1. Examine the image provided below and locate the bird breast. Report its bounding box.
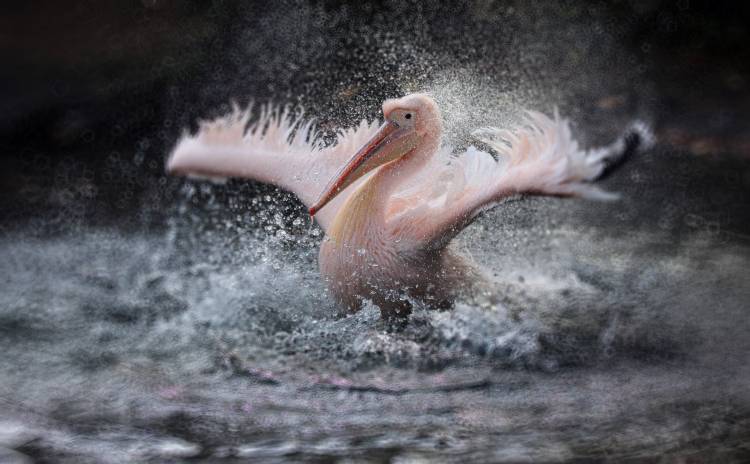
[317,173,415,307]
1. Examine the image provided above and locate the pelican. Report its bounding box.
[167,93,651,318]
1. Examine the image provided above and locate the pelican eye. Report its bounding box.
[405,113,412,120]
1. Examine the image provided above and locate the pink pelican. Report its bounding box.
[167,93,650,319]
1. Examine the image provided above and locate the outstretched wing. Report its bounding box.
[387,110,653,250]
[167,104,380,231]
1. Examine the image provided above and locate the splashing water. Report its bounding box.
[2,2,750,462]
[2,162,750,461]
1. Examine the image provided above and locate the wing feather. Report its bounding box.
[167,103,380,231]
[388,109,645,250]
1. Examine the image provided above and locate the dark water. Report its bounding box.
[3,2,750,462]
[2,151,750,462]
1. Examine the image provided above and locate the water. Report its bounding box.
[2,163,750,462]
[3,2,750,462]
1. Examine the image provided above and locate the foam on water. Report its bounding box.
[1,3,749,459]
[2,169,750,461]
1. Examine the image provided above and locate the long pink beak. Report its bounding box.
[309,120,401,217]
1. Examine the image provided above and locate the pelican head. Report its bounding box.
[309,93,442,216]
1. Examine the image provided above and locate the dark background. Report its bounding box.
[2,0,749,235]
[2,2,750,462]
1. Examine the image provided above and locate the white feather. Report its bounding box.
[167,103,381,231]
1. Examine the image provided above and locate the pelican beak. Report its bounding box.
[309,120,417,216]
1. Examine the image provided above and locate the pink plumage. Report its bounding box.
[167,94,651,318]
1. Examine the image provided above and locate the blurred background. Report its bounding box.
[2,1,750,463]
[2,0,749,231]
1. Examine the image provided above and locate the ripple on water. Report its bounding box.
[0,222,749,462]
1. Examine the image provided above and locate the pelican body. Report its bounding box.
[167,94,650,318]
